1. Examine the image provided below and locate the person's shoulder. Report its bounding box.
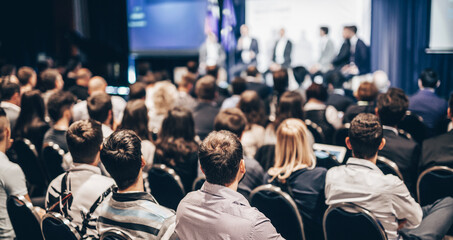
[424,131,453,147]
[1,159,23,176]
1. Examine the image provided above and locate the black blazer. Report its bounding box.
[420,130,453,171]
[272,40,292,68]
[331,38,370,74]
[192,101,220,141]
[236,38,259,64]
[326,93,355,112]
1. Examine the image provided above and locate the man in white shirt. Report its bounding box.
[0,82,21,130]
[87,92,114,138]
[325,113,453,240]
[231,25,260,77]
[272,28,292,68]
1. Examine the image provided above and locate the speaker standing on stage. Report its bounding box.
[272,28,292,69]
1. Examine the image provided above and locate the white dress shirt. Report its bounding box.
[275,38,288,65]
[350,35,358,54]
[325,158,423,240]
[240,37,252,64]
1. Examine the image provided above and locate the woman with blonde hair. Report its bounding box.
[266,118,327,240]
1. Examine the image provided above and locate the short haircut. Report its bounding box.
[199,130,243,186]
[320,26,329,35]
[0,108,9,142]
[306,83,328,102]
[357,82,378,101]
[238,90,266,126]
[214,108,247,136]
[179,74,196,88]
[345,25,357,34]
[274,91,304,130]
[187,61,198,74]
[47,91,76,122]
[377,88,409,126]
[325,70,345,89]
[100,130,142,190]
[66,120,103,164]
[41,69,61,91]
[348,113,383,159]
[273,69,289,93]
[293,66,308,85]
[87,92,112,123]
[206,65,219,78]
[0,64,16,77]
[419,68,438,88]
[17,67,35,86]
[195,76,216,100]
[246,66,259,77]
[1,81,20,101]
[128,82,147,100]
[231,77,247,95]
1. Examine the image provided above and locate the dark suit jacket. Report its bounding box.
[379,128,420,194]
[409,90,448,130]
[331,38,370,74]
[420,130,453,171]
[326,92,355,112]
[272,40,292,68]
[236,38,259,64]
[332,39,350,69]
[246,82,272,100]
[192,101,220,140]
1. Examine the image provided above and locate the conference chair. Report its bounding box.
[305,119,325,144]
[323,202,388,240]
[192,176,206,191]
[147,164,185,210]
[41,212,81,240]
[100,229,132,240]
[6,195,43,240]
[417,166,453,207]
[397,111,427,143]
[250,184,306,240]
[42,142,66,181]
[376,156,404,180]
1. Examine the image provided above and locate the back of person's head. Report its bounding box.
[345,25,357,34]
[293,66,308,85]
[206,65,219,79]
[357,81,378,101]
[76,68,92,81]
[87,92,112,123]
[214,108,247,137]
[376,87,408,126]
[238,90,266,126]
[159,107,195,141]
[231,77,247,95]
[101,130,143,190]
[372,70,390,93]
[41,69,62,91]
[47,91,76,123]
[187,61,198,74]
[274,91,304,130]
[128,82,147,100]
[199,130,243,186]
[195,76,216,100]
[0,108,10,143]
[67,119,103,164]
[1,81,20,101]
[17,67,36,86]
[325,70,345,89]
[419,68,439,88]
[348,113,383,159]
[0,64,16,77]
[246,66,259,77]
[320,26,329,35]
[152,81,178,115]
[88,76,107,94]
[14,90,46,136]
[136,62,151,77]
[119,100,149,140]
[306,83,328,102]
[179,74,196,89]
[273,69,289,94]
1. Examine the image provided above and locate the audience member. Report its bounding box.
[40,69,64,105]
[17,66,37,94]
[325,70,355,112]
[87,92,114,138]
[45,120,115,237]
[267,69,289,121]
[175,130,282,239]
[0,81,21,130]
[98,130,177,239]
[0,64,16,77]
[266,118,326,240]
[344,81,378,123]
[175,74,197,110]
[221,77,247,109]
[372,70,391,93]
[69,68,92,100]
[128,82,146,100]
[148,81,178,134]
[192,76,219,140]
[245,66,271,99]
[325,113,453,239]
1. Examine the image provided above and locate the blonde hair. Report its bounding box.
[268,118,316,182]
[152,81,178,115]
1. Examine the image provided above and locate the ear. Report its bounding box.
[418,79,423,89]
[448,108,452,119]
[378,138,386,150]
[436,80,440,88]
[345,137,352,150]
[141,156,146,168]
[199,165,205,175]
[239,159,246,174]
[375,107,379,117]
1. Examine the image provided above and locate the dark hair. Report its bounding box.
[195,76,216,100]
[47,91,76,122]
[449,93,453,113]
[214,108,247,136]
[0,107,8,142]
[187,61,198,74]
[345,25,357,34]
[17,67,35,86]
[67,120,103,164]
[246,66,259,77]
[0,64,16,77]
[199,130,243,186]
[293,66,308,85]
[419,68,438,88]
[179,74,196,88]
[206,65,219,79]
[136,62,151,77]
[1,81,20,101]
[377,88,408,126]
[231,77,247,95]
[273,69,289,94]
[357,82,379,101]
[87,92,112,123]
[325,70,345,89]
[13,90,47,138]
[41,69,61,91]
[101,130,143,190]
[238,90,266,126]
[306,83,328,102]
[274,91,304,130]
[348,113,383,159]
[128,82,147,100]
[320,26,329,35]
[119,100,150,140]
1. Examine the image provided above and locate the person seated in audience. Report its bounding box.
[69,68,92,101]
[213,108,264,198]
[175,74,197,111]
[221,77,247,109]
[245,65,271,99]
[128,82,146,101]
[409,68,448,131]
[0,81,21,130]
[0,64,16,77]
[372,70,391,93]
[72,76,126,123]
[17,66,37,94]
[192,76,220,140]
[12,90,49,150]
[118,99,155,171]
[175,130,283,239]
[87,92,114,138]
[45,120,115,238]
[43,91,76,152]
[266,118,327,240]
[344,81,378,123]
[325,70,355,112]
[237,90,266,158]
[267,69,289,121]
[376,88,419,194]
[40,69,64,105]
[98,130,177,239]
[420,93,453,171]
[325,113,453,239]
[148,81,178,134]
[154,107,198,193]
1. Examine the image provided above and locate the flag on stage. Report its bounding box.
[205,0,220,36]
[221,0,237,52]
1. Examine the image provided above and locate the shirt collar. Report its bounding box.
[333,89,345,96]
[69,163,102,175]
[420,88,436,93]
[350,35,358,46]
[383,125,398,135]
[201,182,250,206]
[346,158,382,172]
[112,189,156,203]
[0,101,20,111]
[357,101,370,106]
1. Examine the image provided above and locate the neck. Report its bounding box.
[178,86,190,93]
[118,172,144,193]
[225,180,239,192]
[54,118,70,130]
[308,98,324,104]
[0,141,6,153]
[198,98,213,103]
[354,154,377,165]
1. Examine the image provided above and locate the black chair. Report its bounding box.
[305,119,325,144]
[41,212,81,240]
[147,164,185,210]
[100,229,131,240]
[376,156,404,180]
[323,202,388,240]
[250,185,306,240]
[192,176,206,191]
[42,142,65,181]
[333,125,349,148]
[254,144,275,172]
[398,111,427,143]
[6,195,43,240]
[315,150,340,170]
[417,166,453,206]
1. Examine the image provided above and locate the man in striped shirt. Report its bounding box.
[97,130,177,239]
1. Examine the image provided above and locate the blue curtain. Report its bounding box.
[371,0,453,99]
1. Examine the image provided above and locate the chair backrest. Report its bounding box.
[42,142,65,181]
[323,202,388,240]
[417,166,453,206]
[397,111,427,143]
[6,195,43,240]
[376,156,403,180]
[41,212,81,240]
[100,229,132,240]
[147,164,185,210]
[192,176,206,191]
[250,185,306,240]
[305,119,325,144]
